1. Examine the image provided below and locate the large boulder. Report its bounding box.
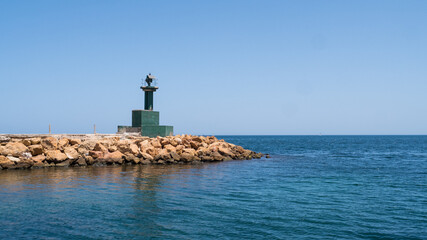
[154,149,170,161]
[151,139,162,148]
[3,142,28,157]
[64,147,80,159]
[45,150,68,163]
[183,148,196,156]
[218,146,235,158]
[22,139,32,146]
[41,137,58,150]
[29,138,41,145]
[69,139,81,146]
[31,154,46,163]
[0,155,15,169]
[93,143,108,153]
[89,151,104,159]
[100,151,124,164]
[141,152,154,162]
[58,138,69,149]
[212,151,224,161]
[144,146,158,157]
[129,144,140,155]
[28,145,44,156]
[163,144,176,153]
[180,153,195,162]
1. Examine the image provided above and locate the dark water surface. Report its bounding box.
[0,136,426,239]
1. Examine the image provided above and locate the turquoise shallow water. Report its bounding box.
[0,136,426,239]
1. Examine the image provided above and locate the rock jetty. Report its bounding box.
[0,134,262,170]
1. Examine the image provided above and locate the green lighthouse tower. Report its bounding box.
[141,74,157,110]
[118,74,173,137]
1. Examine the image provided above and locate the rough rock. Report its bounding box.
[56,160,71,167]
[22,139,32,146]
[3,142,28,157]
[129,144,140,155]
[89,151,104,159]
[58,138,69,149]
[28,145,44,156]
[93,143,108,153]
[0,155,15,169]
[141,152,154,162]
[101,151,124,164]
[69,139,82,146]
[64,147,80,159]
[45,150,68,163]
[76,157,87,166]
[31,155,46,163]
[154,149,170,161]
[41,137,58,150]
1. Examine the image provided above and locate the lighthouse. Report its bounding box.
[141,74,158,110]
[117,74,174,137]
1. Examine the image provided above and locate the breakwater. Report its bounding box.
[0,134,262,170]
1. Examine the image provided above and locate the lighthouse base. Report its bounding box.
[118,110,173,137]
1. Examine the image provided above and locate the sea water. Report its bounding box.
[0,136,426,239]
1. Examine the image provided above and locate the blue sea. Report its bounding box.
[0,136,426,239]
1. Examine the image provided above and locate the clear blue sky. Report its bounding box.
[1,0,426,135]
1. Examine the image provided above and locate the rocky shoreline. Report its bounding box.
[0,134,263,170]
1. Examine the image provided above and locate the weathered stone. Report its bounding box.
[190,141,201,150]
[80,140,97,150]
[56,160,71,167]
[33,161,48,168]
[141,152,154,161]
[76,157,87,166]
[28,145,44,156]
[144,147,158,157]
[21,152,32,159]
[180,153,194,162]
[218,146,235,158]
[58,138,69,149]
[108,145,118,152]
[212,151,224,161]
[31,155,46,163]
[41,137,58,150]
[183,148,196,156]
[69,139,82,146]
[154,149,170,161]
[101,151,124,164]
[0,155,15,169]
[77,147,89,156]
[170,151,180,161]
[124,153,138,162]
[7,156,21,162]
[64,147,80,159]
[201,155,214,161]
[129,144,139,155]
[84,156,95,165]
[139,140,152,150]
[29,138,41,145]
[15,159,33,169]
[151,139,162,148]
[4,142,28,157]
[163,144,176,153]
[89,151,104,159]
[45,150,68,162]
[192,136,203,143]
[140,159,151,165]
[160,138,170,146]
[93,143,108,153]
[22,139,32,146]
